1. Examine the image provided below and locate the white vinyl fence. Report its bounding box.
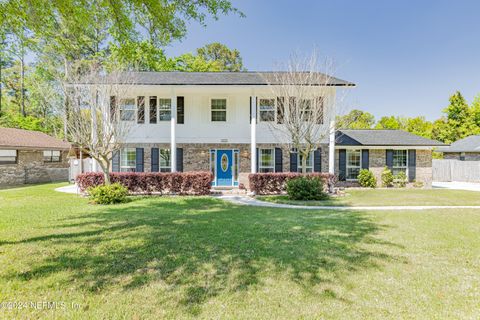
[433,159,480,182]
[69,158,98,181]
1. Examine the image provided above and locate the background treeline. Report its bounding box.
[0,0,243,138]
[337,91,480,144]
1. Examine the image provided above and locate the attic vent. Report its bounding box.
[220,138,228,143]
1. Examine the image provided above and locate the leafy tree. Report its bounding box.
[375,116,406,130]
[196,42,244,71]
[336,109,375,129]
[405,116,433,139]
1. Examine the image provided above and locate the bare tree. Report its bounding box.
[262,52,343,173]
[63,63,136,184]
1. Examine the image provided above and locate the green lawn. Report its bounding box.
[0,184,479,319]
[258,188,480,206]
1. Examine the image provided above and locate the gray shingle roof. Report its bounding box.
[436,135,480,152]
[110,71,354,86]
[336,130,446,147]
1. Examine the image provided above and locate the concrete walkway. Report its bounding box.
[433,181,480,192]
[55,184,80,194]
[217,195,480,211]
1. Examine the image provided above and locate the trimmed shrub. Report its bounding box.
[248,172,336,195]
[88,183,128,204]
[76,171,213,195]
[286,176,328,201]
[393,171,407,188]
[357,169,377,188]
[381,167,394,187]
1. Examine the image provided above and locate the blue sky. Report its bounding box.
[165,0,480,120]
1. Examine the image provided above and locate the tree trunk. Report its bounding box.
[95,157,111,185]
[63,57,69,140]
[301,150,308,174]
[20,56,25,117]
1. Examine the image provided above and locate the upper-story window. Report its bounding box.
[346,149,361,180]
[137,96,145,124]
[259,98,275,122]
[43,150,61,162]
[120,99,136,121]
[159,98,172,121]
[392,150,407,175]
[0,150,17,164]
[211,99,227,122]
[297,151,314,173]
[120,148,136,172]
[300,99,313,121]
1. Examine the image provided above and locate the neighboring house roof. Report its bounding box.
[102,71,355,86]
[336,130,447,147]
[436,135,480,152]
[0,128,71,150]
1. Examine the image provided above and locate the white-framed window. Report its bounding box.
[346,149,361,180]
[120,148,136,172]
[300,99,313,121]
[120,98,136,121]
[159,149,171,172]
[392,150,408,175]
[159,98,172,121]
[297,151,314,173]
[211,99,227,122]
[43,150,61,162]
[259,148,275,173]
[259,98,275,122]
[0,149,17,164]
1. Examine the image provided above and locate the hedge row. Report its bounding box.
[248,172,336,195]
[76,172,213,195]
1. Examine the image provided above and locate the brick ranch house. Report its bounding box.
[96,72,444,188]
[437,135,480,161]
[0,128,70,186]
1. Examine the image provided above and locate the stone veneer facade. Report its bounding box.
[121,143,434,188]
[0,150,70,186]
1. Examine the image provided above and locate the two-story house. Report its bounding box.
[109,72,444,188]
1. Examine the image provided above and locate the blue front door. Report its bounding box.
[216,150,233,186]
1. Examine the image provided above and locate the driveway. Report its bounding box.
[433,181,480,192]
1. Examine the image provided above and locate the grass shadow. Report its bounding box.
[2,196,399,314]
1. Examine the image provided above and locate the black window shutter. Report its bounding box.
[339,149,347,181]
[176,148,183,172]
[277,97,285,124]
[110,96,116,122]
[151,148,159,172]
[314,148,321,172]
[177,96,184,124]
[112,150,120,172]
[256,147,259,172]
[249,97,252,123]
[136,148,144,172]
[149,96,157,124]
[408,149,416,182]
[275,148,283,172]
[137,96,145,124]
[386,150,394,169]
[290,149,298,172]
[361,149,369,170]
[315,97,324,124]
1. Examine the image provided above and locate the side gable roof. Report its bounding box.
[436,135,480,152]
[336,130,446,147]
[0,128,71,150]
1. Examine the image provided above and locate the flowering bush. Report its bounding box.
[248,172,335,195]
[76,171,213,195]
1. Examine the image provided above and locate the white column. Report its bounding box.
[170,91,177,172]
[250,96,257,173]
[329,119,335,175]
